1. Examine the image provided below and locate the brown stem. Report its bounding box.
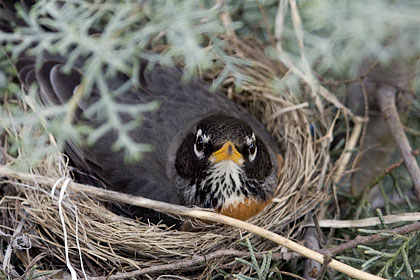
[83,249,299,280]
[304,227,321,280]
[320,222,420,256]
[357,149,420,203]
[375,86,420,199]
[319,60,379,87]
[385,149,419,174]
[316,255,332,280]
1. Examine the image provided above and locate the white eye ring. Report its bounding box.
[249,143,257,162]
[194,129,209,159]
[246,133,257,162]
[194,140,204,159]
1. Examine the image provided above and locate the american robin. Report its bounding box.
[3,1,281,225]
[14,57,280,225]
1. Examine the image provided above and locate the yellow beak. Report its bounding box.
[212,141,243,164]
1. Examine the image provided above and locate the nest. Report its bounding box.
[0,37,331,278]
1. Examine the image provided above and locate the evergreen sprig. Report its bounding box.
[0,0,246,163]
[234,238,273,280]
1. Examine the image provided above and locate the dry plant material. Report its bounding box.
[86,249,299,280]
[310,213,420,228]
[0,167,384,280]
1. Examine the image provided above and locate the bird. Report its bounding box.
[2,1,281,226]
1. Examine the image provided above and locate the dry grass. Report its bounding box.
[0,37,333,278]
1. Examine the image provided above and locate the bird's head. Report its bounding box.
[175,114,278,220]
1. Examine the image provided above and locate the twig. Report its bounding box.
[272,268,306,280]
[268,102,309,121]
[303,225,321,280]
[271,270,306,280]
[0,230,12,239]
[326,118,363,225]
[316,254,332,280]
[356,149,419,201]
[314,110,341,145]
[313,215,325,246]
[2,217,25,278]
[385,149,419,174]
[20,253,48,280]
[333,120,363,185]
[376,86,420,199]
[84,249,299,280]
[0,146,15,163]
[318,86,367,123]
[305,213,420,228]
[0,167,384,280]
[319,60,380,87]
[319,222,420,256]
[320,76,362,87]
[349,81,369,183]
[274,0,288,54]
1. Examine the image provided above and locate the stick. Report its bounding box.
[316,255,332,280]
[333,120,363,185]
[375,86,420,199]
[2,217,25,279]
[320,222,420,256]
[274,0,288,54]
[0,167,384,280]
[385,149,419,174]
[306,213,420,228]
[356,149,419,204]
[84,249,300,280]
[303,227,321,280]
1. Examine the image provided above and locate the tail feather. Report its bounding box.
[17,64,33,86]
[23,68,36,90]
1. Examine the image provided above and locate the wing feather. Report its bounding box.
[35,60,63,105]
[50,64,82,104]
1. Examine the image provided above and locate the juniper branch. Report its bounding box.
[320,222,420,256]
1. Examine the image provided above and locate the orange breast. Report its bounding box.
[218,197,272,220]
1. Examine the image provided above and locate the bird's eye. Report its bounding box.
[249,142,256,155]
[248,141,257,161]
[196,136,204,152]
[194,136,205,158]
